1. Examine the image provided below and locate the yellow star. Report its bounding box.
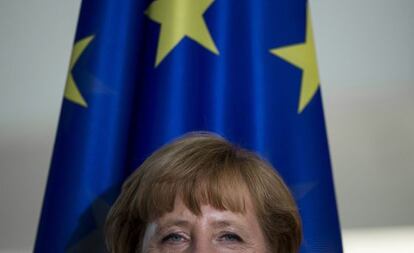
[270,7,320,113]
[146,0,219,67]
[64,35,94,107]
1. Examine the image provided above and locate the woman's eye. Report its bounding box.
[161,233,187,243]
[219,233,243,242]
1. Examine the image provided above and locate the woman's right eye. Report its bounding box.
[161,233,187,244]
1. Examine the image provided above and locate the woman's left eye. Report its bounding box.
[219,233,243,242]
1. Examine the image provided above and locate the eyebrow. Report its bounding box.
[210,219,249,230]
[156,219,192,233]
[211,220,234,228]
[210,220,253,243]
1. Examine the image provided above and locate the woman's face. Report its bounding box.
[142,196,268,253]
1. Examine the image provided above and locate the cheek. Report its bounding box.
[250,229,269,253]
[145,245,187,253]
[244,220,269,252]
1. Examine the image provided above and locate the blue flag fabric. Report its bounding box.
[35,0,342,252]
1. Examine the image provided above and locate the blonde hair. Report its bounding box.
[105,132,302,253]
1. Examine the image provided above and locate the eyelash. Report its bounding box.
[219,232,243,242]
[161,233,187,243]
[161,232,244,244]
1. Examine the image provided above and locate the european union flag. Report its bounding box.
[35,0,343,252]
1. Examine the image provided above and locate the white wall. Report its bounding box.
[0,0,81,250]
[0,0,413,251]
[312,0,414,228]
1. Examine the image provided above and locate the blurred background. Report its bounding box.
[0,0,413,252]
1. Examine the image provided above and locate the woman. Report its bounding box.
[105,132,302,253]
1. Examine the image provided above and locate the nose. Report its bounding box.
[190,237,215,253]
